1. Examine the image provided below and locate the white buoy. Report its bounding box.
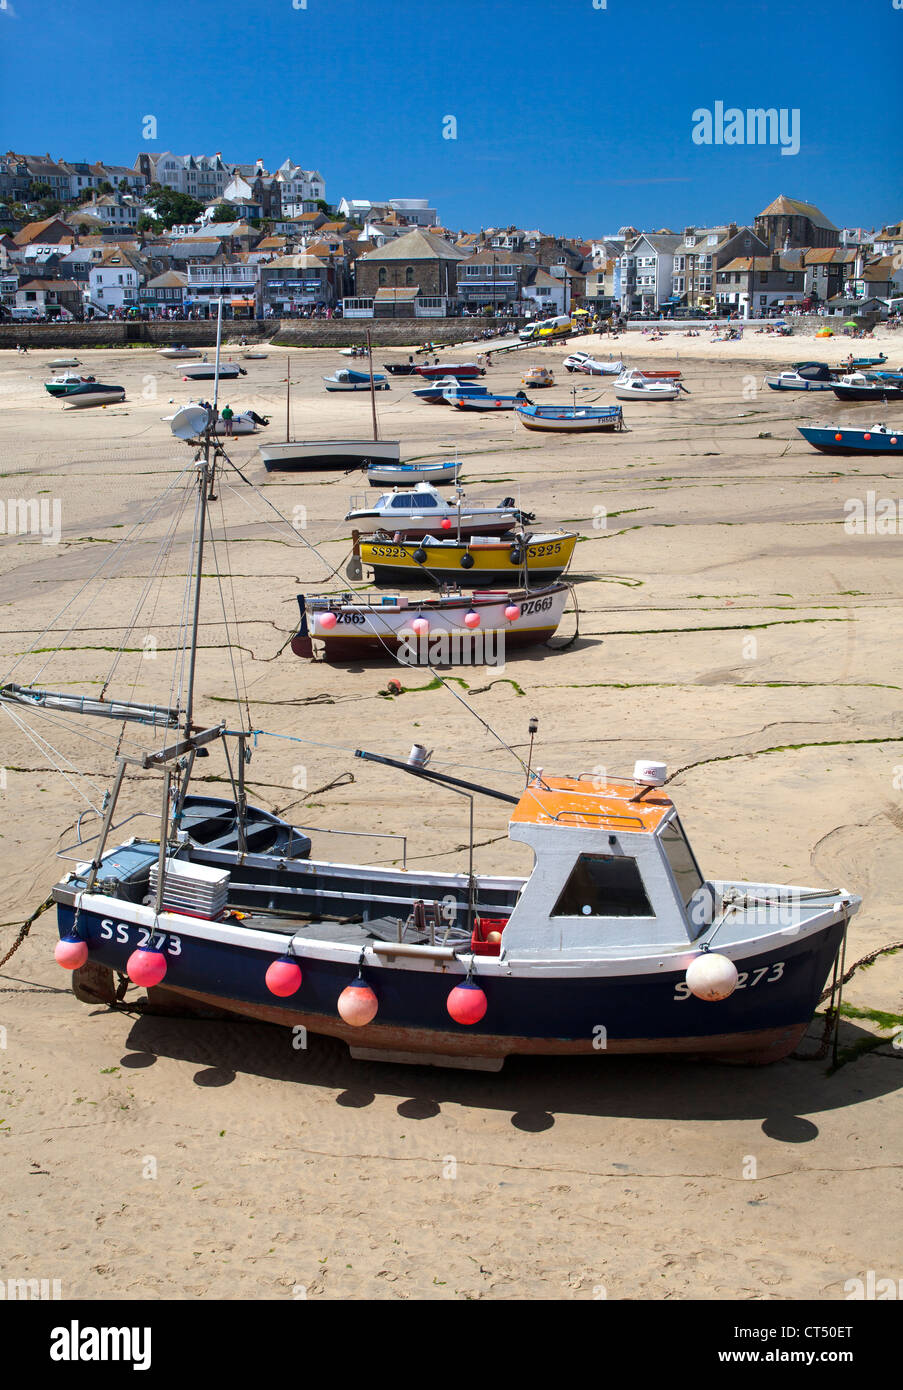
[685,952,738,1001]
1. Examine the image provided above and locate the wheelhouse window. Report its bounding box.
[551,854,654,918]
[659,816,704,908]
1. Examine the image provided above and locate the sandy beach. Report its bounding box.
[1,327,901,1301]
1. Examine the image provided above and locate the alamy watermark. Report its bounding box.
[692,102,800,157]
[396,628,506,669]
[844,491,903,534]
[0,498,62,545]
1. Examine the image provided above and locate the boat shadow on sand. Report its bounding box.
[113,1008,900,1137]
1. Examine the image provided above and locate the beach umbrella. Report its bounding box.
[843,319,859,327]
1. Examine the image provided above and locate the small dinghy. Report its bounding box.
[323,369,389,392]
[383,362,419,376]
[613,370,681,401]
[292,583,571,660]
[47,357,82,369]
[366,459,463,488]
[345,482,530,539]
[242,352,268,360]
[764,371,835,392]
[797,423,903,455]
[353,530,577,587]
[515,403,624,434]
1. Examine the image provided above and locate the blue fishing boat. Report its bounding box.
[516,403,624,433]
[798,423,903,455]
[764,371,834,392]
[446,388,531,411]
[413,377,489,404]
[323,369,389,392]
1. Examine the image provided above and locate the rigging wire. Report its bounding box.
[4,462,196,689]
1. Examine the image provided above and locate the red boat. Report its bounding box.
[415,362,485,379]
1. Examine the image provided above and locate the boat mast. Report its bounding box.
[367,328,379,441]
[183,296,221,737]
[285,354,291,442]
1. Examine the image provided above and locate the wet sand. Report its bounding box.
[0,330,901,1300]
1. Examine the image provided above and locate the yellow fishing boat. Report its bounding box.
[352,530,577,586]
[522,366,555,388]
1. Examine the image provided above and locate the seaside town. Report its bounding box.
[2,149,902,325]
[1,126,901,1337]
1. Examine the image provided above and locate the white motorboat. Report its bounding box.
[47,357,82,369]
[179,360,246,380]
[366,460,463,488]
[62,385,126,408]
[345,481,530,539]
[764,371,834,393]
[158,346,203,360]
[613,370,681,402]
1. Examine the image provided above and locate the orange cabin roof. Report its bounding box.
[510,775,672,834]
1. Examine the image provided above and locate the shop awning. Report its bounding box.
[231,298,255,308]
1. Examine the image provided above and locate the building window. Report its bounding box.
[551,854,654,919]
[405,267,414,286]
[378,268,387,286]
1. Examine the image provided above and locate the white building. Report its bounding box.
[338,197,438,227]
[617,234,681,314]
[275,161,326,216]
[84,249,142,312]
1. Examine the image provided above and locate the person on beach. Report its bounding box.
[221,404,234,436]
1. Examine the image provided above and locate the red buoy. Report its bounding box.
[55,934,89,971]
[441,517,452,530]
[127,947,168,988]
[337,978,378,1026]
[447,980,488,1025]
[265,958,302,997]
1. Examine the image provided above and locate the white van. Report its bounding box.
[519,314,571,341]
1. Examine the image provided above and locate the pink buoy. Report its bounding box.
[126,946,168,988]
[463,610,480,629]
[447,980,488,1025]
[318,612,338,630]
[504,604,521,622]
[411,616,430,636]
[55,934,89,970]
[337,979,378,1026]
[265,957,302,997]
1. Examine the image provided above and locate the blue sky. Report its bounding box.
[2,0,901,235]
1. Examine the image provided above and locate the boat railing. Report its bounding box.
[547,808,646,831]
[55,809,162,862]
[289,824,408,869]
